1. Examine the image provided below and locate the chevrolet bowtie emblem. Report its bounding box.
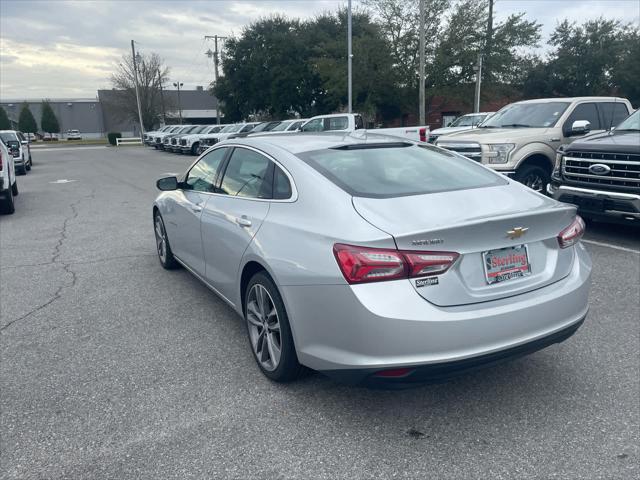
[507,227,529,239]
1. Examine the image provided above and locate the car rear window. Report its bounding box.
[297,144,506,198]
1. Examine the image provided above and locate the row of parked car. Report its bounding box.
[143,113,432,156]
[144,96,638,224]
[0,129,34,214]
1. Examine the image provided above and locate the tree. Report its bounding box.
[0,106,11,130]
[18,103,37,133]
[526,18,640,105]
[41,100,60,133]
[109,52,171,130]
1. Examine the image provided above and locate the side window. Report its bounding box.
[599,103,630,129]
[220,148,273,199]
[240,124,255,133]
[564,103,600,135]
[327,116,349,131]
[185,147,227,192]
[273,166,292,200]
[301,118,324,132]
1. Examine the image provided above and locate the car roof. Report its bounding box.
[515,97,629,105]
[224,132,413,154]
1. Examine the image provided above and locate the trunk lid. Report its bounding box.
[352,182,577,306]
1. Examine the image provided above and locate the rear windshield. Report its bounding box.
[298,144,506,198]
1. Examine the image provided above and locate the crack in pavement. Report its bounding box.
[1,253,157,270]
[1,191,96,333]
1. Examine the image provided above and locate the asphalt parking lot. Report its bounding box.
[1,145,638,480]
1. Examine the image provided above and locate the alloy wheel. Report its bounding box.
[523,173,544,192]
[246,284,282,371]
[154,215,167,264]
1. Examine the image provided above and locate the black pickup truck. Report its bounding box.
[548,109,640,224]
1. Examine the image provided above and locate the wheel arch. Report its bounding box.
[517,152,554,174]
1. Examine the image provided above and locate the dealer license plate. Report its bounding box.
[483,244,531,285]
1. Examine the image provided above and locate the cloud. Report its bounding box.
[1,0,638,99]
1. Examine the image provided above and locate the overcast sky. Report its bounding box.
[1,0,638,100]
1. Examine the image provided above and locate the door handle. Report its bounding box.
[191,203,203,213]
[235,216,252,227]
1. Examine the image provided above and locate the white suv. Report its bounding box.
[0,139,18,214]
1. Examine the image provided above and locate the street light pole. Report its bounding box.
[173,82,183,124]
[419,0,425,125]
[473,54,483,113]
[205,35,228,125]
[131,40,145,136]
[347,0,352,113]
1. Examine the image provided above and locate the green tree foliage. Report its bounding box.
[0,106,11,130]
[525,18,640,105]
[18,103,38,133]
[41,100,60,133]
[214,12,402,122]
[431,0,541,102]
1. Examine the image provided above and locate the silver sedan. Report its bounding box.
[153,133,591,386]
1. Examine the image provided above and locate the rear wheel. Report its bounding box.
[17,164,27,175]
[244,272,306,382]
[191,143,199,155]
[12,180,18,196]
[515,164,550,194]
[1,186,15,214]
[154,212,179,269]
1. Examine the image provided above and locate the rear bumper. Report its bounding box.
[549,183,640,222]
[326,316,585,387]
[282,243,591,380]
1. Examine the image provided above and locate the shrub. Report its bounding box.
[107,132,122,146]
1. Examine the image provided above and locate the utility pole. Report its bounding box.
[131,40,145,136]
[157,68,166,124]
[473,54,483,113]
[205,35,228,125]
[419,0,425,125]
[347,0,353,113]
[173,82,183,124]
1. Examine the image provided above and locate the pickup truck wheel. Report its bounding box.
[1,187,16,214]
[190,143,199,155]
[17,164,27,175]
[26,161,31,171]
[515,164,549,193]
[12,180,18,196]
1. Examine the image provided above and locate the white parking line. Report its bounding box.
[582,239,640,254]
[34,146,107,152]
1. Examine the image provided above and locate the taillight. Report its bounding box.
[404,251,459,277]
[419,127,427,142]
[333,243,459,284]
[333,244,407,283]
[558,216,585,248]
[0,150,3,170]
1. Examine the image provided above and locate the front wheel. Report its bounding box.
[154,212,179,269]
[190,143,199,155]
[1,187,15,214]
[514,164,550,194]
[244,272,306,382]
[12,180,18,196]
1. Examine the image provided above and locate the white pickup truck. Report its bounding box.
[0,139,18,214]
[300,113,430,142]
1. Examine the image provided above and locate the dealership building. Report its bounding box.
[0,87,219,138]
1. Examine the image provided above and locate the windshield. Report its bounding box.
[222,124,243,133]
[450,114,486,127]
[189,126,207,134]
[298,144,505,198]
[0,132,18,143]
[271,120,293,132]
[482,102,570,128]
[288,120,305,130]
[615,110,640,131]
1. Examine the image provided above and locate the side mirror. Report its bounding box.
[571,120,591,136]
[156,176,178,191]
[21,140,28,145]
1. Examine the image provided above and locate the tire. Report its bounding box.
[17,164,27,175]
[12,180,18,196]
[153,212,179,270]
[191,143,199,156]
[26,160,31,171]
[0,186,15,214]
[244,272,306,382]
[514,164,550,194]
